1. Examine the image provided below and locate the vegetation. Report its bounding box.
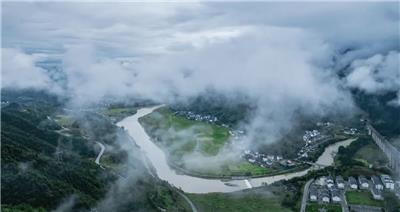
[305,203,341,212]
[383,191,400,212]
[352,90,400,140]
[139,107,288,177]
[335,136,391,176]
[100,106,137,123]
[170,90,253,128]
[1,90,190,211]
[353,143,388,167]
[188,187,291,212]
[1,204,47,212]
[346,191,383,207]
[140,107,229,156]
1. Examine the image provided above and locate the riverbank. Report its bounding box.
[117,106,358,193]
[139,106,308,177]
[167,159,311,180]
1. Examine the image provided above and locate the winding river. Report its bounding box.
[117,106,356,194]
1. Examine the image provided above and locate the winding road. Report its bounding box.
[95,142,105,167]
[300,179,313,212]
[177,191,198,212]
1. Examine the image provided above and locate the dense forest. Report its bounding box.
[1,90,190,211]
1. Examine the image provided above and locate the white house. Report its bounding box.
[326,176,335,188]
[336,176,345,189]
[309,187,318,202]
[371,176,384,190]
[321,194,330,203]
[358,176,369,189]
[331,189,341,202]
[348,177,358,189]
[381,174,395,190]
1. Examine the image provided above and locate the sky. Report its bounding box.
[1,2,400,145]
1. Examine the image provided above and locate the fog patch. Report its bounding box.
[1,48,61,93]
[52,195,77,212]
[94,128,149,211]
[346,51,400,106]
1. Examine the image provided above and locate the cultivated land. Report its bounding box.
[139,107,289,177]
[345,191,384,207]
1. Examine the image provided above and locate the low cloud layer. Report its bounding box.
[1,2,399,144]
[346,51,400,106]
[2,48,54,90]
[2,3,399,208]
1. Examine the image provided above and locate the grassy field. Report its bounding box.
[54,114,74,127]
[139,107,230,156]
[188,190,291,212]
[101,107,137,122]
[139,107,276,176]
[346,191,383,207]
[353,143,388,167]
[305,203,341,212]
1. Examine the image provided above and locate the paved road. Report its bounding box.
[177,191,198,212]
[341,190,349,212]
[95,142,105,167]
[300,179,313,212]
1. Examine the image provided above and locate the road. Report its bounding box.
[177,191,198,212]
[341,190,349,212]
[300,179,313,212]
[95,142,105,167]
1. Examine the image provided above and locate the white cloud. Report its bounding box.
[346,51,400,94]
[1,2,397,142]
[1,48,53,90]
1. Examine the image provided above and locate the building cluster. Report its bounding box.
[241,150,290,168]
[174,111,218,123]
[297,129,325,159]
[309,174,397,204]
[309,176,343,203]
[228,130,245,140]
[303,130,321,144]
[343,128,358,135]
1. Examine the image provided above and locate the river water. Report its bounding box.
[117,106,356,194]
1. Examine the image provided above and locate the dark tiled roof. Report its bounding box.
[371,176,383,185]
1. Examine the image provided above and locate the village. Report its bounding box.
[240,150,295,169]
[174,110,219,123]
[305,174,400,211]
[173,110,362,171]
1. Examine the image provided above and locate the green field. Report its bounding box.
[353,143,388,167]
[139,107,230,156]
[101,107,137,122]
[305,203,341,212]
[188,190,291,212]
[54,114,74,127]
[139,107,276,176]
[346,191,383,207]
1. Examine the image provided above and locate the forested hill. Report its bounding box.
[352,90,400,139]
[1,90,190,212]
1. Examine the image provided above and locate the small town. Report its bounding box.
[304,174,400,211]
